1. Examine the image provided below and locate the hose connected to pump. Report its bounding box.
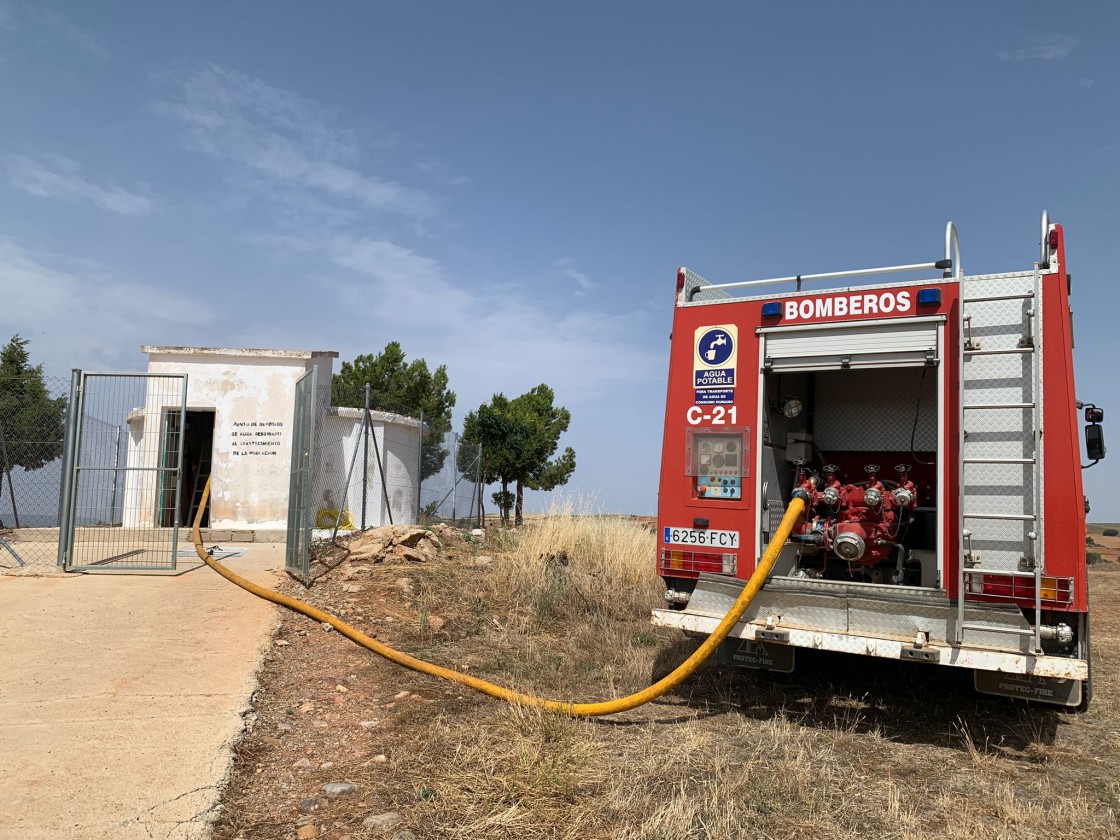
[192,478,805,717]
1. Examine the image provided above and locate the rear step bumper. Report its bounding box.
[650,574,1087,683]
[650,607,1087,681]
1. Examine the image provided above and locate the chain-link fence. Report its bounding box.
[0,373,69,569]
[420,430,482,527]
[310,383,481,538]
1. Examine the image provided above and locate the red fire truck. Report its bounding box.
[652,212,1105,707]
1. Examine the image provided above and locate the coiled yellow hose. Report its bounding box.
[193,478,804,717]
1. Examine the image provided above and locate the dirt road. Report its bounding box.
[0,549,283,839]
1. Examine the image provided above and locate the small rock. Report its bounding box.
[293,758,313,769]
[398,547,426,563]
[298,798,325,814]
[323,782,359,797]
[321,622,334,632]
[342,583,364,593]
[312,720,329,728]
[320,761,335,770]
[277,722,292,732]
[299,702,314,714]
[335,684,348,693]
[394,577,413,590]
[392,690,410,701]
[362,812,404,832]
[393,831,418,840]
[473,555,493,567]
[360,720,380,730]
[471,529,484,538]
[372,753,387,763]
[426,615,445,633]
[296,824,321,839]
[275,639,290,646]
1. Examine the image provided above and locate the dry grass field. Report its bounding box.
[212,509,1120,840]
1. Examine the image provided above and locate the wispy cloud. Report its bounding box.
[996,33,1078,62]
[157,64,437,219]
[0,238,213,374]
[304,236,658,405]
[553,258,595,296]
[1080,78,1095,89]
[5,152,154,216]
[27,5,109,58]
[156,64,660,409]
[0,3,109,57]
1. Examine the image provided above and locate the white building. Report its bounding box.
[122,347,420,533]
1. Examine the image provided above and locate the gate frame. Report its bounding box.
[285,366,317,580]
[57,371,188,572]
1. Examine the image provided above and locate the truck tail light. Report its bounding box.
[676,268,687,295]
[968,573,1073,604]
[659,549,736,576]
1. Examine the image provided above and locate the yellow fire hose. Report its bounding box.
[192,478,804,717]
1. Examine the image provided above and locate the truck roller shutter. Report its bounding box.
[761,317,943,371]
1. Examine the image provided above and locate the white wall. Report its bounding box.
[312,408,421,528]
[124,349,337,530]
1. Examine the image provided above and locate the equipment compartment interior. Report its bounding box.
[760,366,940,587]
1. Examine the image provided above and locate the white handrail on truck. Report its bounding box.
[688,220,962,300]
[1040,209,1050,265]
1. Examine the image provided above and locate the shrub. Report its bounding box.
[1103,528,1119,537]
[1087,552,1102,565]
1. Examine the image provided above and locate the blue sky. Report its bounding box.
[1,2,1117,518]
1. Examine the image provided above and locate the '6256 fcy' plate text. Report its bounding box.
[662,528,739,548]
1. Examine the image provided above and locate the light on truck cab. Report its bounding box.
[1048,229,1059,248]
[676,269,687,295]
[917,288,942,306]
[761,302,782,318]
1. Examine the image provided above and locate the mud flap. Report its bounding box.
[974,670,1082,707]
[717,637,795,673]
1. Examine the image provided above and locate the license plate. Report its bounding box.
[663,527,739,548]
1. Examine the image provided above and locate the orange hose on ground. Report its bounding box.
[193,478,804,717]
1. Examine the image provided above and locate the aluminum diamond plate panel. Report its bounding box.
[814,367,937,451]
[683,576,1033,653]
[960,271,1042,574]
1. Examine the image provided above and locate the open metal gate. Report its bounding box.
[285,367,317,579]
[58,372,188,571]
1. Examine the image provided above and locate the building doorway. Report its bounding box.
[182,410,215,528]
[158,409,215,528]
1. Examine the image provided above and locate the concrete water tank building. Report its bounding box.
[121,347,421,534]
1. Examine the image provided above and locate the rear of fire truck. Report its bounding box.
[652,212,1104,707]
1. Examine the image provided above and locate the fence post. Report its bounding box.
[109,424,123,527]
[56,369,82,568]
[450,432,457,522]
[415,411,424,525]
[0,416,18,528]
[361,384,370,530]
[474,442,483,529]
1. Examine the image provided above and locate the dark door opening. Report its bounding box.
[181,410,215,528]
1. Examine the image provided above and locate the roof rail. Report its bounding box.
[688,220,962,301]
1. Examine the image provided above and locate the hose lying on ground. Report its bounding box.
[192,477,804,717]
